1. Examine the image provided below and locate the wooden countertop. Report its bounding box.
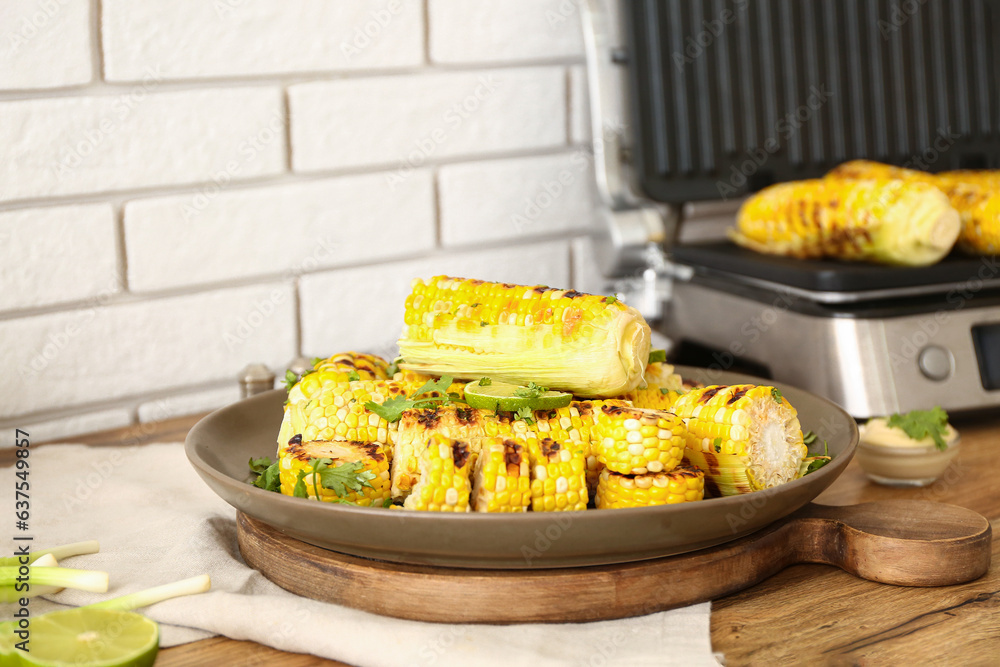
[37,413,1000,665]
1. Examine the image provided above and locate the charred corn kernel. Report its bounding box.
[593,405,685,475]
[472,437,531,512]
[397,276,651,397]
[278,380,406,456]
[526,436,588,511]
[827,160,1000,255]
[731,178,960,266]
[391,405,485,499]
[403,434,473,512]
[312,352,390,380]
[595,465,704,509]
[278,438,390,506]
[672,385,807,495]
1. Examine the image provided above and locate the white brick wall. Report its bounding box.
[0,0,93,90]
[102,0,424,81]
[124,171,435,291]
[0,203,118,312]
[289,68,567,173]
[0,1,603,440]
[0,87,285,203]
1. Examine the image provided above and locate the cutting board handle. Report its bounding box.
[781,500,992,586]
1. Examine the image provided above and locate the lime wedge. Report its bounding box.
[16,608,158,667]
[464,380,573,412]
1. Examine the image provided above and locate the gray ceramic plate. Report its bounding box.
[185,366,857,569]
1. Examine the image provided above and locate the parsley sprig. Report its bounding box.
[513,382,548,399]
[292,458,376,503]
[249,457,281,492]
[886,406,951,450]
[364,375,460,422]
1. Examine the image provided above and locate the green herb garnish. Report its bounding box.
[364,375,459,422]
[515,406,536,424]
[387,357,402,377]
[713,437,722,453]
[648,349,667,364]
[604,295,618,304]
[311,357,324,367]
[480,321,488,327]
[801,439,831,475]
[514,382,548,399]
[886,406,951,450]
[347,370,361,382]
[479,377,492,386]
[802,430,817,445]
[284,369,299,391]
[249,457,281,492]
[771,387,783,404]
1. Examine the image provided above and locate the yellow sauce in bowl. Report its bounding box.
[856,417,959,487]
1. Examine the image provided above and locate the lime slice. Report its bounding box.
[17,608,158,667]
[464,380,573,412]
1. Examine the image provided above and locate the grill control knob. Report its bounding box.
[917,346,953,382]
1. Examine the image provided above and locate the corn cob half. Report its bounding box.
[397,276,651,397]
[827,160,1000,255]
[403,434,473,512]
[278,438,391,507]
[278,379,407,456]
[595,465,705,509]
[732,178,960,266]
[391,405,485,499]
[593,405,686,475]
[471,437,531,512]
[526,436,589,511]
[672,385,807,495]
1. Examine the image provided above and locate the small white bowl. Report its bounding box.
[856,420,960,487]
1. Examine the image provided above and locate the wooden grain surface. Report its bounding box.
[32,412,1000,665]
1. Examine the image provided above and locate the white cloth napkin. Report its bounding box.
[2,443,721,667]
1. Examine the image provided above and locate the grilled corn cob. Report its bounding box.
[672,385,807,495]
[278,379,407,455]
[731,178,960,266]
[397,276,651,397]
[391,405,485,498]
[472,437,531,512]
[526,436,589,511]
[312,352,390,380]
[403,434,473,512]
[278,437,391,506]
[593,404,686,475]
[618,361,686,410]
[827,160,1000,255]
[595,465,704,509]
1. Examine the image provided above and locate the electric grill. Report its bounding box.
[583,0,1000,417]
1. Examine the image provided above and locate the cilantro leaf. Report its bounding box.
[310,357,324,367]
[514,382,548,399]
[363,375,460,422]
[603,295,617,304]
[347,370,360,382]
[802,430,817,445]
[771,387,783,404]
[515,406,536,424]
[804,457,830,474]
[310,458,376,498]
[886,406,950,450]
[383,498,394,508]
[284,369,299,391]
[292,470,309,498]
[713,437,722,453]
[249,457,281,492]
[478,377,492,386]
[648,349,667,364]
[387,357,402,378]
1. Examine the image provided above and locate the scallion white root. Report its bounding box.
[86,575,212,612]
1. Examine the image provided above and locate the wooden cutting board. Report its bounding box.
[237,499,991,624]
